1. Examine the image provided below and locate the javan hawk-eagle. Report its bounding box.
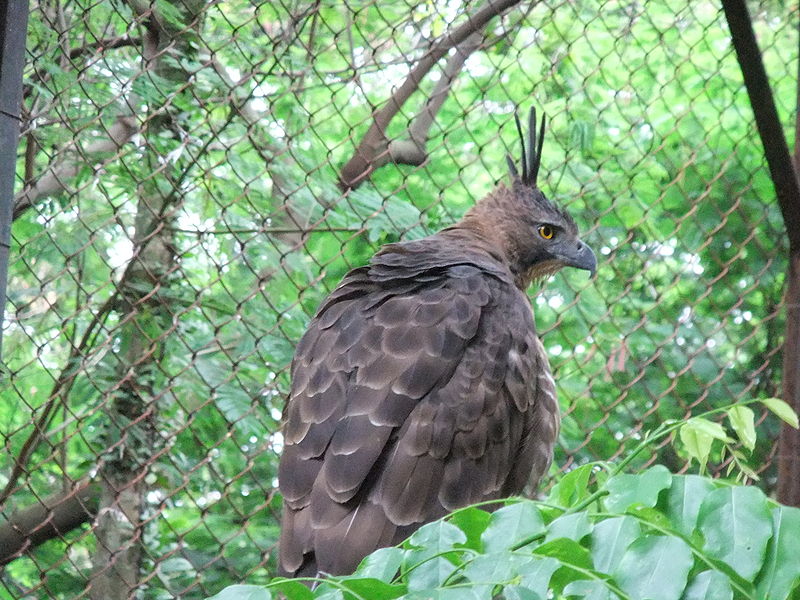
[278,108,596,578]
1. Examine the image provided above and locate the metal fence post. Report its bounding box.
[0,0,29,365]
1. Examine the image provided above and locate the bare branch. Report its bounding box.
[338,0,523,190]
[13,115,138,220]
[68,35,141,60]
[387,31,484,167]
[0,481,99,565]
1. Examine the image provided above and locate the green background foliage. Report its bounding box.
[2,0,798,598]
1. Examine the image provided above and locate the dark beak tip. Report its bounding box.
[579,244,597,278]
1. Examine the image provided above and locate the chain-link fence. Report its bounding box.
[1,0,796,598]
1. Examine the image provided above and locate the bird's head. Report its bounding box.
[461,108,596,290]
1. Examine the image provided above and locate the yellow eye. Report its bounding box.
[538,225,554,240]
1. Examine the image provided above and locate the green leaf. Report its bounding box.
[404,521,466,591]
[503,586,545,600]
[447,507,491,551]
[546,512,592,543]
[761,398,800,429]
[683,417,731,442]
[406,521,467,555]
[459,553,516,598]
[400,589,483,600]
[335,577,406,600]
[604,465,672,513]
[663,475,716,537]
[563,580,616,600]
[680,419,728,470]
[265,580,312,600]
[755,506,800,600]
[533,538,594,591]
[697,486,773,581]
[514,557,560,600]
[590,516,641,573]
[547,463,598,508]
[357,547,405,582]
[681,570,732,600]
[481,502,546,552]
[206,585,271,600]
[727,405,756,450]
[461,554,555,598]
[613,535,693,600]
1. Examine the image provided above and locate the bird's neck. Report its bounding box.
[440,216,537,290]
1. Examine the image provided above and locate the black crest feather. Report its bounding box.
[506,107,546,187]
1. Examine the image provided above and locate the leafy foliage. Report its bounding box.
[2,0,797,598]
[209,465,800,600]
[208,400,800,599]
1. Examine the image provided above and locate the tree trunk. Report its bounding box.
[87,2,204,597]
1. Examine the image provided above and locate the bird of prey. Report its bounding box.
[278,108,596,578]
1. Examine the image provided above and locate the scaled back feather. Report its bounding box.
[278,107,597,579]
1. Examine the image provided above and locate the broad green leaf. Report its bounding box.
[481,502,546,552]
[514,557,560,600]
[546,512,592,543]
[761,398,799,429]
[533,538,593,569]
[590,516,641,573]
[313,591,344,600]
[404,521,466,591]
[663,475,716,537]
[698,486,772,581]
[547,463,597,508]
[459,553,516,598]
[357,547,405,582]
[265,580,312,600]
[727,405,756,450]
[406,521,467,556]
[755,505,800,600]
[681,570,732,600]
[206,585,271,600]
[683,417,731,441]
[335,577,406,600]
[461,554,550,598]
[604,465,672,513]
[613,535,693,600]
[447,507,491,551]
[534,538,594,591]
[563,579,617,600]
[400,589,483,600]
[503,586,545,600]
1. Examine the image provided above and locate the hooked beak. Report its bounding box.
[558,240,596,277]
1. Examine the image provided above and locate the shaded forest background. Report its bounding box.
[1,0,798,598]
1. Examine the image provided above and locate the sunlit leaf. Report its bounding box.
[727,405,756,450]
[698,486,772,581]
[761,398,799,429]
[613,535,693,600]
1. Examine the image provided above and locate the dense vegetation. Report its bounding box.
[209,401,800,600]
[2,1,798,599]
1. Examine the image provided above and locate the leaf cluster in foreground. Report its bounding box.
[208,464,800,600]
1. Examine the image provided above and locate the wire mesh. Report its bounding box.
[1,0,796,598]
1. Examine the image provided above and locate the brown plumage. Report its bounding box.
[277,109,596,578]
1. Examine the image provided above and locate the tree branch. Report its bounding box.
[338,0,523,190]
[0,481,99,565]
[387,31,483,167]
[68,35,141,60]
[13,114,138,220]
